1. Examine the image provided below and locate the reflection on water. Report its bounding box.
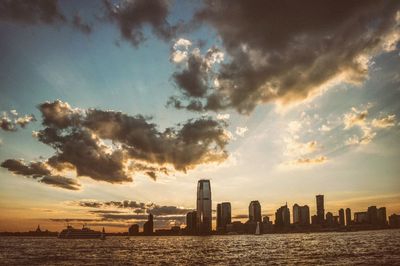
[1,229,400,265]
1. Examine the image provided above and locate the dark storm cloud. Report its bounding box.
[103,0,177,46]
[171,0,400,114]
[72,14,92,35]
[1,100,229,189]
[0,0,93,35]
[0,0,66,24]
[0,159,80,190]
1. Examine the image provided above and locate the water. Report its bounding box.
[1,229,400,265]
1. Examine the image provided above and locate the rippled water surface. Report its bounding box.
[1,229,400,265]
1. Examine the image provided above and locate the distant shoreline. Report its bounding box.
[1,226,399,237]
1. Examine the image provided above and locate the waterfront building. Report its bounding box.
[345,208,352,226]
[377,207,387,225]
[186,211,197,235]
[354,212,368,224]
[367,206,378,225]
[311,215,318,225]
[316,195,325,224]
[275,203,290,227]
[389,214,400,228]
[197,179,212,235]
[143,213,154,235]
[326,212,333,226]
[249,201,262,223]
[128,224,139,235]
[339,208,345,227]
[217,202,231,232]
[293,204,310,226]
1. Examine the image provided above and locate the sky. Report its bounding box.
[0,0,399,232]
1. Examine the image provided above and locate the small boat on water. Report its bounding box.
[58,225,106,239]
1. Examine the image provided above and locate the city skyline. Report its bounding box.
[1,1,400,233]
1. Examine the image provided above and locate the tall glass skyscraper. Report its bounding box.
[217,202,231,232]
[316,195,325,224]
[197,179,212,235]
[249,200,262,223]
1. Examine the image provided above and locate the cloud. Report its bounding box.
[371,114,396,128]
[0,111,36,131]
[0,116,15,131]
[216,113,230,120]
[170,0,400,113]
[289,156,328,165]
[72,14,92,35]
[344,107,368,129]
[1,100,230,189]
[103,0,177,47]
[147,205,193,216]
[0,0,66,24]
[15,114,36,128]
[319,124,331,132]
[170,38,192,63]
[235,126,248,137]
[343,106,396,146]
[0,159,80,190]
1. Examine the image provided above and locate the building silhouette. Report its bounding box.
[345,208,352,226]
[377,207,387,225]
[316,195,325,225]
[326,212,334,226]
[128,224,139,235]
[197,179,212,235]
[186,211,197,235]
[339,208,345,227]
[275,203,290,227]
[249,201,262,223]
[217,202,231,232]
[354,211,368,224]
[143,213,154,235]
[367,206,378,225]
[293,204,310,226]
[389,214,400,228]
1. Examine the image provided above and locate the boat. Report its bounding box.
[58,225,106,239]
[255,222,261,235]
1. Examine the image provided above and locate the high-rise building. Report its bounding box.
[367,206,378,225]
[345,208,352,226]
[377,207,387,225]
[339,208,345,227]
[217,202,231,232]
[186,211,197,234]
[300,205,310,225]
[249,201,262,223]
[143,213,154,235]
[293,204,310,226]
[354,212,368,224]
[275,203,290,227]
[326,212,333,226]
[389,214,400,228]
[197,179,212,235]
[316,195,325,224]
[293,204,301,224]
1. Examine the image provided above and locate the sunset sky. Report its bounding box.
[0,0,399,232]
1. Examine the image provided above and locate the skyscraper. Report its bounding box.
[275,203,290,227]
[316,195,325,224]
[143,213,153,235]
[197,179,212,235]
[345,208,352,226]
[339,208,345,227]
[377,207,387,225]
[293,204,310,226]
[186,211,197,235]
[217,202,231,232]
[367,206,378,225]
[249,201,262,223]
